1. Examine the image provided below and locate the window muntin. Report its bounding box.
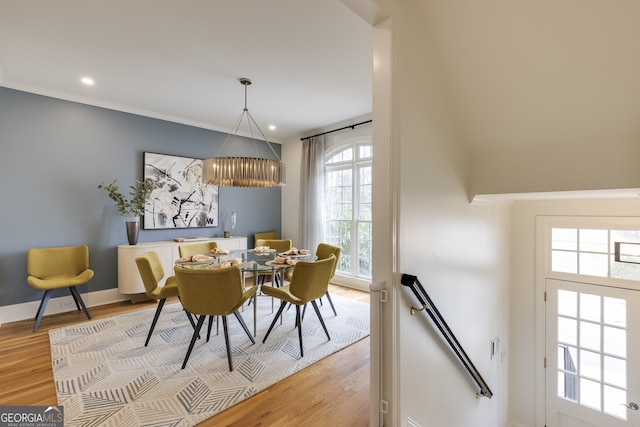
[551,227,640,281]
[556,289,629,420]
[325,141,372,279]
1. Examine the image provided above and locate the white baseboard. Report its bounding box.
[331,274,371,292]
[0,276,368,327]
[0,288,131,326]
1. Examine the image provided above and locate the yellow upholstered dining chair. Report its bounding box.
[178,241,218,258]
[27,245,94,332]
[174,265,257,371]
[286,243,341,316]
[135,251,195,347]
[255,239,292,287]
[254,231,279,248]
[314,243,341,316]
[261,255,335,358]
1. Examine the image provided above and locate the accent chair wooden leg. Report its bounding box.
[222,315,233,371]
[145,298,166,346]
[262,301,287,344]
[180,297,201,339]
[69,286,91,320]
[311,300,330,341]
[207,316,214,342]
[233,311,255,344]
[296,305,304,358]
[182,315,205,369]
[324,291,337,316]
[33,290,53,332]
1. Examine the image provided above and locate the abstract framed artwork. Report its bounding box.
[143,152,219,229]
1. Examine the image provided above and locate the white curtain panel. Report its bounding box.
[298,135,325,251]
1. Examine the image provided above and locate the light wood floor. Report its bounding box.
[0,284,370,426]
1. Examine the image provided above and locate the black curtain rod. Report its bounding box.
[300,119,372,141]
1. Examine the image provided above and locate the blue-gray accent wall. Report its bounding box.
[0,87,282,306]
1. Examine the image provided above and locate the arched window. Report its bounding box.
[324,140,372,279]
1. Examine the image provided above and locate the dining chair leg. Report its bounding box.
[69,286,91,319]
[324,291,337,316]
[233,311,255,344]
[69,288,81,310]
[311,300,330,341]
[183,311,201,339]
[180,297,201,339]
[247,277,262,306]
[296,305,304,358]
[33,290,53,332]
[206,316,214,342]
[145,298,166,346]
[262,301,287,343]
[296,303,308,327]
[222,315,233,371]
[182,315,206,369]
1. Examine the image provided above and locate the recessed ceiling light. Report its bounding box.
[268,125,276,131]
[81,77,94,86]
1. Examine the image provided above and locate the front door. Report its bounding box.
[546,278,640,427]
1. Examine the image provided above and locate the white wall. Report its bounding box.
[377,2,511,425]
[509,197,640,427]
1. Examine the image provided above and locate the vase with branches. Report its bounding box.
[98,179,155,244]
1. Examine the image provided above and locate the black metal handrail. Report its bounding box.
[401,273,493,398]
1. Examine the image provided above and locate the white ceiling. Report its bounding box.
[2,1,640,153]
[0,0,373,143]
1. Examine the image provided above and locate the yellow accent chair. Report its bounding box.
[255,239,292,287]
[178,241,219,258]
[135,251,195,346]
[314,243,341,316]
[261,255,335,358]
[254,231,279,248]
[179,242,225,338]
[27,245,94,332]
[287,243,341,316]
[174,265,257,371]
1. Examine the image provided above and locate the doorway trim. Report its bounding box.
[535,215,640,426]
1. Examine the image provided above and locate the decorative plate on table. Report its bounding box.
[175,260,213,266]
[265,260,294,267]
[210,250,231,255]
[278,252,311,258]
[175,255,215,265]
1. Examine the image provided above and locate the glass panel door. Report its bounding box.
[546,279,640,426]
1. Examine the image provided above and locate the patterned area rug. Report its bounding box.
[49,293,369,427]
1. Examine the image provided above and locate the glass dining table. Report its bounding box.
[175,249,311,336]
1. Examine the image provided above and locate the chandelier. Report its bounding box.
[202,78,286,188]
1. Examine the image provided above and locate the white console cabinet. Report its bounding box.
[117,237,247,297]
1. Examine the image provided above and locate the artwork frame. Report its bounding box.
[143,152,219,229]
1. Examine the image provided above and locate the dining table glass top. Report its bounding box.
[173,248,312,337]
[175,248,312,271]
